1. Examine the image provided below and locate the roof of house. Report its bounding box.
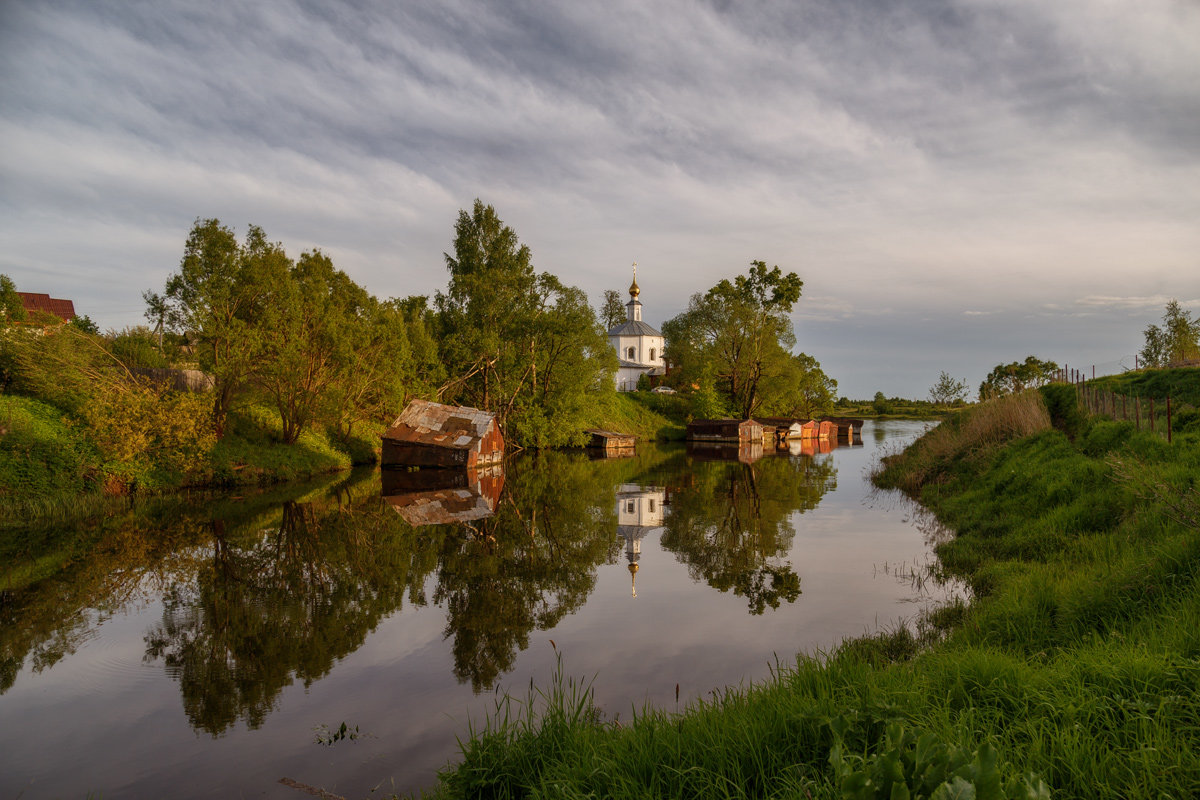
[17,292,75,321]
[383,399,498,450]
[607,319,662,337]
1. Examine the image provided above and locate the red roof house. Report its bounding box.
[18,292,76,321]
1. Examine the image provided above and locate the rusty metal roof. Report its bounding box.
[385,488,498,526]
[383,399,497,450]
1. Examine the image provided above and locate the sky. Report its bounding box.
[2,0,1197,399]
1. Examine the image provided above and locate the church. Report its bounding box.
[607,269,666,391]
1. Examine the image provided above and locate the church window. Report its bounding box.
[627,346,635,359]
[649,347,656,362]
[649,499,655,512]
[626,500,635,514]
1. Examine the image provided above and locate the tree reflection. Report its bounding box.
[144,477,438,735]
[656,451,836,613]
[3,444,840,737]
[430,451,621,691]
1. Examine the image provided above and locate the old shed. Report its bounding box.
[381,400,504,469]
[686,418,764,443]
[755,417,806,440]
[586,429,636,455]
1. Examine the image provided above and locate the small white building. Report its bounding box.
[607,272,666,391]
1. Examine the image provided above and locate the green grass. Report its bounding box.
[1089,366,1200,408]
[0,395,99,508]
[423,389,1200,799]
[580,391,686,442]
[0,393,376,519]
[205,404,368,486]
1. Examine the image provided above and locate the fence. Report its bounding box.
[1052,364,1191,444]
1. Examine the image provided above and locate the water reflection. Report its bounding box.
[143,481,437,735]
[4,442,845,736]
[655,448,835,614]
[616,483,667,597]
[381,465,504,526]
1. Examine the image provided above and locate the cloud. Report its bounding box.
[1,0,1198,397]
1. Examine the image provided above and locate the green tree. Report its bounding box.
[978,356,1058,400]
[155,220,280,437]
[69,315,99,335]
[436,200,539,417]
[760,352,837,418]
[929,371,969,405]
[254,249,372,444]
[664,261,803,419]
[436,200,614,445]
[110,326,168,369]
[0,274,27,326]
[1141,300,1200,367]
[872,391,892,415]
[600,289,625,329]
[142,289,174,352]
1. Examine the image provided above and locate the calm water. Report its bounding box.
[0,420,960,799]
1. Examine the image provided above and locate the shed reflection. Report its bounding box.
[381,466,505,527]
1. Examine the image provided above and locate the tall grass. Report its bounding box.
[874,391,1051,495]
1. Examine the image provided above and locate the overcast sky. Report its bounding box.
[2,0,1197,398]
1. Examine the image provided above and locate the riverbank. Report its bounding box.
[0,393,375,518]
[0,390,681,522]
[422,386,1200,799]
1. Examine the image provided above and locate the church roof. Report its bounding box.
[607,319,662,337]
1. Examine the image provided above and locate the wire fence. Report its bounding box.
[1051,363,1193,444]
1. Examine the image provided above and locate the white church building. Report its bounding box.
[607,271,666,391]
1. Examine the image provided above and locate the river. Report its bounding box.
[0,420,961,799]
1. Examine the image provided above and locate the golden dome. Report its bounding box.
[629,263,640,298]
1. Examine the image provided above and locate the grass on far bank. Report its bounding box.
[0,393,377,521]
[581,390,686,442]
[424,384,1200,800]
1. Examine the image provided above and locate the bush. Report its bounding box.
[110,328,168,369]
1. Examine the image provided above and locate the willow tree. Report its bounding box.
[664,261,803,419]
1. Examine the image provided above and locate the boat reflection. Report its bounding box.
[381,465,505,526]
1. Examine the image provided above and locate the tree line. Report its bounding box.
[2,199,842,488]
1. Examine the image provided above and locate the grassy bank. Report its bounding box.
[423,387,1200,799]
[0,393,376,519]
[578,391,686,442]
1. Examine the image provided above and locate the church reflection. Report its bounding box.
[615,483,667,597]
